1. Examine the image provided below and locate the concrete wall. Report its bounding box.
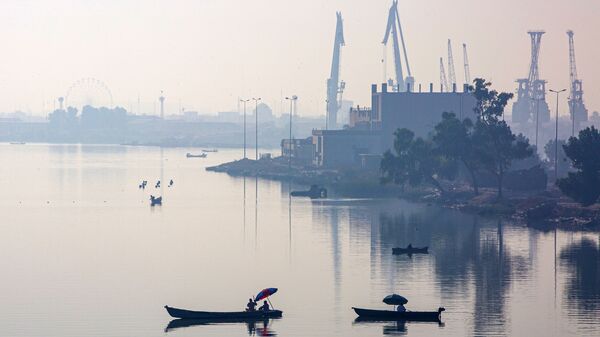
[372,85,477,151]
[312,130,382,168]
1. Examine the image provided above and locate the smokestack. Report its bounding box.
[371,84,377,94]
[453,83,457,92]
[382,83,388,93]
[58,97,64,110]
[429,83,433,93]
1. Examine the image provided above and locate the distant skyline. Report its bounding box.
[0,0,598,117]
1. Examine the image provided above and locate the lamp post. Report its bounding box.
[285,95,298,170]
[252,98,261,160]
[240,99,250,159]
[549,89,566,181]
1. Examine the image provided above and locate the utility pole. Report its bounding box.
[252,98,261,160]
[240,98,250,159]
[550,88,566,181]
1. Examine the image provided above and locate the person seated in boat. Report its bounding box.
[259,300,270,312]
[407,243,413,249]
[397,304,407,312]
[246,298,257,312]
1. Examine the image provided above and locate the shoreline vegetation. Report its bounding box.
[206,156,600,232]
[208,79,600,233]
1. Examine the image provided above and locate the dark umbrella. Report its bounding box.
[383,294,408,305]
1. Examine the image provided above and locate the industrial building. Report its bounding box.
[312,83,476,168]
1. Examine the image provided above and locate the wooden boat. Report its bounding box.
[290,185,327,199]
[150,196,162,206]
[392,246,428,255]
[164,305,283,320]
[186,153,207,158]
[352,307,444,322]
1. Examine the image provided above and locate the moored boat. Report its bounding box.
[186,153,207,158]
[392,246,428,255]
[290,185,327,199]
[352,307,444,322]
[164,305,283,320]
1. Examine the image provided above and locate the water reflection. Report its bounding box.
[165,318,277,336]
[560,237,600,317]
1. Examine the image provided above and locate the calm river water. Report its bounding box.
[1,144,599,337]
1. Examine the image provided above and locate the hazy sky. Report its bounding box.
[0,0,598,117]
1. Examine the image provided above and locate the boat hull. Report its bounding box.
[165,305,282,320]
[352,307,443,322]
[392,247,428,255]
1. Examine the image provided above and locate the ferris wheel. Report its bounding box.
[64,77,114,111]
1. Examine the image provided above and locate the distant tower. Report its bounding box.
[159,91,165,119]
[58,97,64,110]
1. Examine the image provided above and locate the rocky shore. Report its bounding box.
[207,157,600,232]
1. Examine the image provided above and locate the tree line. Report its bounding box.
[381,78,600,205]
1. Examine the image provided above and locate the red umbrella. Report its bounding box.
[255,288,278,301]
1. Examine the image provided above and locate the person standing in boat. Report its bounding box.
[246,298,257,312]
[259,300,270,312]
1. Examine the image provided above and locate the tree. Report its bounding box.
[557,126,600,206]
[381,128,456,194]
[433,111,482,194]
[470,78,533,198]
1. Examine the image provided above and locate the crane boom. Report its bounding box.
[326,12,345,129]
[447,39,457,90]
[567,30,588,130]
[463,43,471,85]
[440,57,448,92]
[382,0,412,91]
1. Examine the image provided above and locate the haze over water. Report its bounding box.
[1,144,599,337]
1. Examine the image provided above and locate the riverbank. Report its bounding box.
[206,157,600,232]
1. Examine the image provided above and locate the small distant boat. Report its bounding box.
[164,306,282,320]
[352,307,444,322]
[202,149,218,153]
[9,142,25,145]
[290,185,327,199]
[392,246,428,255]
[187,153,207,158]
[150,195,162,206]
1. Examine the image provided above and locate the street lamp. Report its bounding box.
[252,97,261,160]
[285,95,298,170]
[240,99,250,159]
[549,88,566,181]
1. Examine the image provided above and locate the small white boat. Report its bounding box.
[186,153,207,158]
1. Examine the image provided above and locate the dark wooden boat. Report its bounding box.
[290,185,327,199]
[164,305,282,320]
[392,246,428,255]
[352,307,444,322]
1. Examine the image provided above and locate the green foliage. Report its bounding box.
[433,112,481,194]
[470,78,532,197]
[381,128,456,193]
[557,126,600,206]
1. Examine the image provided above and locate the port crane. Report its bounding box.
[382,0,413,91]
[326,12,345,129]
[463,43,471,86]
[439,57,448,92]
[447,39,457,91]
[567,30,587,135]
